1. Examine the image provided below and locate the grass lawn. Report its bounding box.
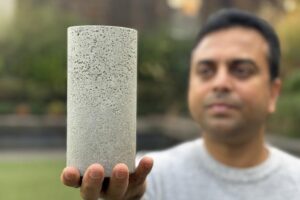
[0,159,81,200]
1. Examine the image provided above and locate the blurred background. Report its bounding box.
[0,0,299,199]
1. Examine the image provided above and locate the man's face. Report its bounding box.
[188,27,281,143]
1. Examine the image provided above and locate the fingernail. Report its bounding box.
[115,170,126,179]
[89,170,101,179]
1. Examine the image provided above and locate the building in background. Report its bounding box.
[4,0,288,40]
[56,0,170,31]
[0,0,16,38]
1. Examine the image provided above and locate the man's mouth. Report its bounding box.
[205,102,239,114]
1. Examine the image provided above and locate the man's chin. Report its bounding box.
[203,117,238,130]
[200,119,245,142]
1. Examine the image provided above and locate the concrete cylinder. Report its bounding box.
[67,25,137,177]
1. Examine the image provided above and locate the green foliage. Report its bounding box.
[282,70,300,93]
[138,30,193,115]
[276,7,300,75]
[269,93,300,137]
[0,77,23,99]
[0,101,16,114]
[0,3,193,115]
[268,70,300,138]
[0,3,84,105]
[268,7,300,137]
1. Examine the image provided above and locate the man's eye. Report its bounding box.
[231,64,255,78]
[196,65,214,78]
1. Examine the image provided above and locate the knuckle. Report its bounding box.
[124,183,146,200]
[105,184,128,199]
[80,190,89,200]
[80,184,97,198]
[125,191,144,200]
[80,187,97,200]
[102,192,123,200]
[135,183,146,198]
[130,175,145,186]
[114,178,127,186]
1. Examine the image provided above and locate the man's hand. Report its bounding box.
[61,157,153,200]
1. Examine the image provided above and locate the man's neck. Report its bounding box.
[203,131,269,168]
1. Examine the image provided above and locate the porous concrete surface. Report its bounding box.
[67,26,137,176]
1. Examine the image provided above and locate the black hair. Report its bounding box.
[192,8,281,80]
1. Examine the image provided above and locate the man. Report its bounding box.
[61,9,300,200]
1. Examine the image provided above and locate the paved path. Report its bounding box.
[0,148,66,161]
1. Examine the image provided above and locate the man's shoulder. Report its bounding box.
[271,147,300,165]
[137,138,203,168]
[148,138,201,158]
[270,146,300,178]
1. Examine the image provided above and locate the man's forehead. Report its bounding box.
[192,27,269,60]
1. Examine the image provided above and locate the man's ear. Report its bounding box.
[268,78,281,113]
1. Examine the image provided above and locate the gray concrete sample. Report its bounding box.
[67,25,137,177]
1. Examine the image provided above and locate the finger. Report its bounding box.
[61,166,81,188]
[125,157,153,199]
[104,163,129,199]
[124,181,147,200]
[80,164,105,200]
[129,156,153,186]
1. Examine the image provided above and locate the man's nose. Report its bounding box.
[212,67,233,92]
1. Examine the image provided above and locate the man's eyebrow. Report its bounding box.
[228,59,258,68]
[195,59,216,67]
